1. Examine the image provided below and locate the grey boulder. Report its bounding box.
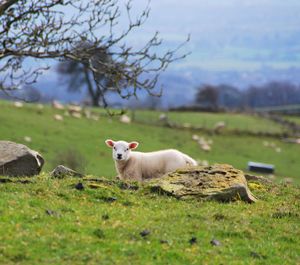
[0,141,44,177]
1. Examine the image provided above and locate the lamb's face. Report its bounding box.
[112,141,131,161]
[105,139,139,161]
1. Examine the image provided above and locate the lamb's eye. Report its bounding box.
[114,147,116,150]
[126,148,129,151]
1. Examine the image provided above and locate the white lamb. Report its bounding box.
[105,139,198,181]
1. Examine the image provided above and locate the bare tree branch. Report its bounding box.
[0,0,19,16]
[0,0,189,106]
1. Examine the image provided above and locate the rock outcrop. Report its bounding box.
[0,141,44,177]
[150,164,257,203]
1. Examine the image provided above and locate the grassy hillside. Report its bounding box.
[283,115,300,126]
[0,175,299,265]
[133,110,287,134]
[0,100,300,264]
[0,101,299,180]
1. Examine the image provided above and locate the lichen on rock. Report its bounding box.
[50,165,84,178]
[150,164,257,203]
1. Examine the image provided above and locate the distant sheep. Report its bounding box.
[105,139,197,181]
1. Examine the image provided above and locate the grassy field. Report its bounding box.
[0,175,299,265]
[283,115,300,126]
[0,100,300,264]
[0,101,299,180]
[133,110,287,134]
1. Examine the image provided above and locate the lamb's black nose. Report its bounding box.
[117,154,122,159]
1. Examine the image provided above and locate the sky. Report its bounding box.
[126,0,300,70]
[24,0,300,78]
[5,0,300,102]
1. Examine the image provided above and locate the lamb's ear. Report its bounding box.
[105,139,115,148]
[129,141,139,150]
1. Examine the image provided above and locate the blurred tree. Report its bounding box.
[21,85,41,102]
[0,0,188,107]
[57,44,116,106]
[244,81,300,108]
[195,85,219,109]
[216,84,243,109]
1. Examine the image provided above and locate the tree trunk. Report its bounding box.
[83,67,100,107]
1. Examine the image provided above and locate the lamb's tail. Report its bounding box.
[183,154,198,166]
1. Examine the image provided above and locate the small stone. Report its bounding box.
[213,213,226,220]
[45,209,54,215]
[275,147,281,153]
[140,229,151,237]
[104,197,117,203]
[51,165,83,179]
[192,134,200,141]
[118,182,139,190]
[24,136,32,143]
[102,214,109,220]
[75,182,84,190]
[263,141,269,147]
[160,239,169,244]
[250,251,267,259]
[189,236,197,245]
[45,209,59,217]
[210,239,221,246]
[94,228,105,239]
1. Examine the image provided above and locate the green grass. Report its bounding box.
[0,175,299,264]
[133,110,287,134]
[0,100,300,264]
[282,115,300,126]
[0,101,299,180]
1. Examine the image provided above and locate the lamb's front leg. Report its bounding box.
[123,169,143,182]
[115,175,122,181]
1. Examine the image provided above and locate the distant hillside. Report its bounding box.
[2,67,300,109]
[0,100,299,179]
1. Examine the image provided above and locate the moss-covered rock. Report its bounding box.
[50,165,84,178]
[150,164,257,203]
